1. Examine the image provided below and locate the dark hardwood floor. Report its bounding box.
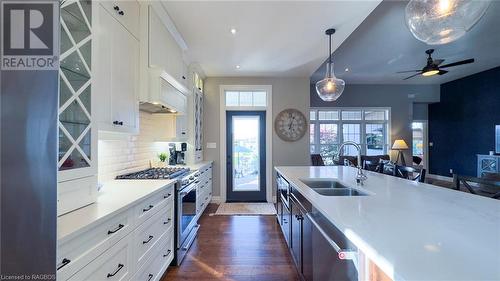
[163,204,299,281]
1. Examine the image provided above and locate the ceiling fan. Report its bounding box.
[397,49,475,80]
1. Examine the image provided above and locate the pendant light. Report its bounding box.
[405,0,491,45]
[315,28,345,102]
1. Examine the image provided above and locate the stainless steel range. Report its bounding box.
[115,167,189,179]
[115,167,200,265]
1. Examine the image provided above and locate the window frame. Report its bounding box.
[309,107,391,160]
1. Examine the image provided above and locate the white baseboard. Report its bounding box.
[427,173,453,182]
[210,196,222,204]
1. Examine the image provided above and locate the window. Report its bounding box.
[225,91,267,107]
[310,108,390,164]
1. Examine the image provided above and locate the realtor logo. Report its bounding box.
[1,1,59,70]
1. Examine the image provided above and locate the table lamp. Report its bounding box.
[392,139,409,165]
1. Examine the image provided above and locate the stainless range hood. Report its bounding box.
[139,101,177,114]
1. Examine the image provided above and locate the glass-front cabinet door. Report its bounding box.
[59,0,95,181]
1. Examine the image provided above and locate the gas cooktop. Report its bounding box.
[115,167,190,180]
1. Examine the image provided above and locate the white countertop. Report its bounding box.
[57,179,176,243]
[169,160,213,172]
[275,166,500,281]
[57,161,213,243]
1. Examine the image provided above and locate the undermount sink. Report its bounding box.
[299,178,369,196]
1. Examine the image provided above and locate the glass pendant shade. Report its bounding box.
[315,63,345,102]
[405,0,491,45]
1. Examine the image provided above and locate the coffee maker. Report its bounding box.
[169,143,187,165]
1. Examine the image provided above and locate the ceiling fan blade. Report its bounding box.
[433,59,445,66]
[438,70,448,75]
[440,58,475,68]
[403,73,422,80]
[396,70,421,73]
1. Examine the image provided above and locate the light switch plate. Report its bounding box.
[206,142,217,149]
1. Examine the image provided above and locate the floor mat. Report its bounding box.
[214,202,276,215]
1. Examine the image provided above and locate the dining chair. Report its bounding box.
[394,165,426,183]
[311,154,325,166]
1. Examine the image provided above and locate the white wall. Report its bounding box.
[203,77,311,198]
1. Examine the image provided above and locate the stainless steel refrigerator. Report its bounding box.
[1,0,59,278]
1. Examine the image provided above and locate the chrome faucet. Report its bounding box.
[334,141,367,185]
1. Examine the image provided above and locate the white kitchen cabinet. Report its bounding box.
[176,114,188,140]
[148,5,185,86]
[95,3,139,134]
[150,113,188,141]
[57,183,175,281]
[58,0,97,215]
[67,236,133,281]
[99,0,140,39]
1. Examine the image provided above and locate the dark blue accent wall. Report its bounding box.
[429,66,500,177]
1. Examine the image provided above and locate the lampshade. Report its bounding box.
[405,0,491,45]
[315,62,346,102]
[392,139,409,150]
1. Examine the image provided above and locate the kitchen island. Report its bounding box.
[275,166,500,281]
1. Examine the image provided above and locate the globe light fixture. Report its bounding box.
[315,29,345,102]
[405,0,491,45]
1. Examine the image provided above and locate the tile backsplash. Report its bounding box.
[98,111,171,182]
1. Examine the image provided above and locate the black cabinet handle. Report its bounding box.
[57,258,71,270]
[198,87,201,90]
[164,193,171,199]
[163,250,172,258]
[107,224,124,235]
[118,10,124,16]
[163,218,171,225]
[142,205,153,212]
[147,274,153,281]
[107,264,124,278]
[113,5,119,11]
[113,121,124,126]
[142,235,154,244]
[182,76,186,80]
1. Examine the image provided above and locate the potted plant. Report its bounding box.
[157,152,168,167]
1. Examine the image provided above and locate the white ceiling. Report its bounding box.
[311,0,500,85]
[161,1,382,77]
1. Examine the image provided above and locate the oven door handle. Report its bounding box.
[180,183,196,195]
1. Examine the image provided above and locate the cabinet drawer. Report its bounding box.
[67,236,132,281]
[133,235,174,281]
[100,0,139,38]
[57,209,132,280]
[133,204,173,268]
[58,175,97,216]
[133,184,174,225]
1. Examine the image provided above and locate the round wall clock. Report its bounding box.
[274,109,307,142]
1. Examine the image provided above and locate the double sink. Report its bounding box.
[300,179,369,196]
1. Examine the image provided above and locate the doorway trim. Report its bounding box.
[219,85,273,203]
[412,120,429,171]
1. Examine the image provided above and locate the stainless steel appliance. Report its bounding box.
[174,171,200,265]
[168,142,188,165]
[277,174,290,209]
[115,167,189,180]
[1,2,59,275]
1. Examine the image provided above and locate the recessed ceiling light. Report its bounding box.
[236,65,241,69]
[230,28,237,35]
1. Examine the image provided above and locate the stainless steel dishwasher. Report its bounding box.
[290,188,359,281]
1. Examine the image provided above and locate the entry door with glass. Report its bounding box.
[226,111,266,202]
